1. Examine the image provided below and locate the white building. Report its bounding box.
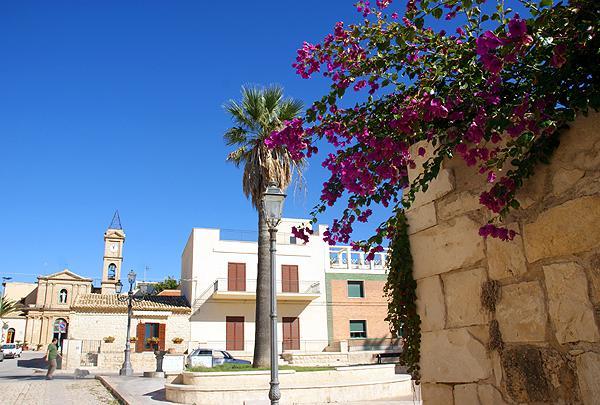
[181,219,330,355]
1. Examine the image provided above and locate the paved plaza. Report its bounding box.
[0,352,118,405]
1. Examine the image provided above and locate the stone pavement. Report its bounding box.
[97,374,171,404]
[0,352,118,405]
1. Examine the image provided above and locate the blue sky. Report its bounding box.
[0,1,394,284]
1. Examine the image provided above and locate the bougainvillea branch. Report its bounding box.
[267,0,599,255]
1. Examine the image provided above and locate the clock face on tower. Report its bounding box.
[110,243,119,253]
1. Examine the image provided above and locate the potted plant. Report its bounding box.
[103,336,115,343]
[171,337,184,344]
[129,337,138,343]
[146,337,160,351]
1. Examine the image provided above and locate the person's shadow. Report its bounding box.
[17,357,47,369]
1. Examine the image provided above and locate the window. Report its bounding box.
[281,265,299,293]
[144,323,160,349]
[347,281,365,298]
[227,263,246,291]
[349,320,367,339]
[289,235,297,244]
[58,289,68,304]
[108,263,117,280]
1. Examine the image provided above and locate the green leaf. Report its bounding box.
[540,0,552,7]
[432,8,443,19]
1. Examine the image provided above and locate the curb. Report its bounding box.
[96,375,130,405]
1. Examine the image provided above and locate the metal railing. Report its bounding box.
[192,279,321,310]
[220,229,301,245]
[213,278,320,295]
[328,246,388,271]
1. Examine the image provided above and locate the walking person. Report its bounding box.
[45,338,61,380]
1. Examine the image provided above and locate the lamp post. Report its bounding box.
[262,182,286,405]
[1,277,12,344]
[116,270,146,376]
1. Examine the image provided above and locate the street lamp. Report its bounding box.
[262,182,286,405]
[1,277,12,344]
[116,270,146,376]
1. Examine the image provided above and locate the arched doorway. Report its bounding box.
[6,328,15,343]
[53,318,68,349]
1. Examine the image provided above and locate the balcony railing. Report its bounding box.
[329,246,388,271]
[220,229,301,245]
[213,278,320,295]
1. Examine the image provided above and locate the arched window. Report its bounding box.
[108,263,117,280]
[58,289,68,304]
[6,328,15,343]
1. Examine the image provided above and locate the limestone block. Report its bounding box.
[543,262,600,344]
[416,276,446,332]
[437,191,481,221]
[421,328,491,383]
[453,384,479,405]
[411,216,485,280]
[588,254,600,305]
[406,202,437,235]
[478,384,509,405]
[420,383,454,405]
[552,168,585,195]
[502,346,578,403]
[552,114,600,171]
[408,141,435,184]
[496,281,547,342]
[443,268,487,328]
[523,196,600,263]
[412,169,455,208]
[576,352,600,405]
[486,225,528,280]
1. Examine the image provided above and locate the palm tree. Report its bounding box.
[223,85,305,367]
[0,297,18,343]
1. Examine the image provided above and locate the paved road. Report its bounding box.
[0,351,118,405]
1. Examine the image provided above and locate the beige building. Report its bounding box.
[24,269,93,348]
[1,282,37,344]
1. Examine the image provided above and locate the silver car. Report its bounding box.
[186,348,250,368]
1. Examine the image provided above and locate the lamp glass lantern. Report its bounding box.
[115,280,123,294]
[262,183,286,229]
[127,270,137,286]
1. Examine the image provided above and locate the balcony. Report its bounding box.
[210,278,321,302]
[329,246,388,272]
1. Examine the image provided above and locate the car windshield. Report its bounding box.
[221,351,232,359]
[2,344,15,349]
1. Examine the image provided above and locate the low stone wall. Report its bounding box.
[166,364,415,404]
[407,114,600,404]
[280,350,390,367]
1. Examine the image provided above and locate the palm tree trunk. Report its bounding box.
[253,208,271,367]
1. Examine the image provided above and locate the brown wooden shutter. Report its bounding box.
[283,317,300,350]
[135,323,145,353]
[282,265,299,293]
[158,324,166,351]
[226,316,244,351]
[228,263,246,291]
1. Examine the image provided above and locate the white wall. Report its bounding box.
[2,318,27,344]
[186,219,330,353]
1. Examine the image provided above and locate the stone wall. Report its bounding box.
[406,114,600,404]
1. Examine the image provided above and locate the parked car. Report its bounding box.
[1,343,22,359]
[0,349,4,362]
[186,348,251,368]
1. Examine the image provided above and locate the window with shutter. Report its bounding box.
[136,323,145,353]
[158,324,166,351]
[281,265,299,293]
[226,316,244,351]
[228,263,246,291]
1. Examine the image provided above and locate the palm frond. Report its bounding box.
[224,127,249,147]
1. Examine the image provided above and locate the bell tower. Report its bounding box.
[101,211,126,294]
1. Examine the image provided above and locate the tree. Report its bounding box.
[152,276,179,294]
[0,297,18,343]
[223,85,305,367]
[268,0,599,252]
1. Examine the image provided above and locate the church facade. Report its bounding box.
[1,211,190,361]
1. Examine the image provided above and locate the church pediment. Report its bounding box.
[104,229,125,239]
[39,269,93,282]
